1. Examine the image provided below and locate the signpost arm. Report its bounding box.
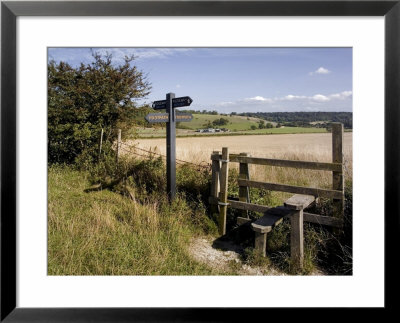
[166,93,176,201]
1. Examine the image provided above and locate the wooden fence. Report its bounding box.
[209,123,345,268]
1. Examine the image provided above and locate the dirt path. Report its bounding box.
[189,237,284,275]
[189,236,326,276]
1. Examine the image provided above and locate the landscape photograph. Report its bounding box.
[48,47,352,276]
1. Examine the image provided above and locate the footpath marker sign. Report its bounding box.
[146,93,193,200]
[152,96,193,110]
[145,112,193,123]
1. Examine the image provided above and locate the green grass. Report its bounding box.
[48,154,352,276]
[48,165,225,275]
[132,113,351,138]
[187,114,265,131]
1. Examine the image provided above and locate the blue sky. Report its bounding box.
[48,47,352,113]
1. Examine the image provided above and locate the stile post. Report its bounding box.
[166,93,176,201]
[218,147,229,236]
[116,129,121,163]
[238,152,250,218]
[99,128,104,161]
[254,232,267,257]
[291,209,304,270]
[210,151,221,215]
[332,123,344,231]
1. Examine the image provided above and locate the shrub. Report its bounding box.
[48,52,151,164]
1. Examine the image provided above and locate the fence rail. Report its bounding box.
[237,179,344,200]
[211,154,342,172]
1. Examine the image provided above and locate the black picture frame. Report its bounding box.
[1,1,399,321]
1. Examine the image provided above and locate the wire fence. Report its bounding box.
[118,141,211,170]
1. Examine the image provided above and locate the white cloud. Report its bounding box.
[176,84,181,88]
[212,90,352,113]
[312,94,330,102]
[329,91,352,100]
[283,94,307,101]
[245,96,272,102]
[309,67,331,75]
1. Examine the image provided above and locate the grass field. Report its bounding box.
[49,132,353,276]
[48,166,224,275]
[130,132,352,172]
[132,113,334,138]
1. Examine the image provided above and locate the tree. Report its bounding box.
[48,52,151,164]
[212,118,229,126]
[250,125,257,130]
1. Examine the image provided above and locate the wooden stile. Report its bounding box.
[209,122,346,264]
[208,196,343,228]
[218,147,229,235]
[238,152,250,218]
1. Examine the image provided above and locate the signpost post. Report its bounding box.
[146,93,193,201]
[166,93,176,201]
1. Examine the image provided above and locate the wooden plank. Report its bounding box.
[230,199,272,213]
[251,213,285,233]
[238,179,344,200]
[332,123,345,226]
[210,151,220,215]
[284,194,315,210]
[218,147,229,236]
[212,154,342,172]
[231,155,343,172]
[303,212,343,228]
[254,232,267,257]
[291,209,304,270]
[238,152,250,218]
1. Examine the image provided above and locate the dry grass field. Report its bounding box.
[125,133,353,190]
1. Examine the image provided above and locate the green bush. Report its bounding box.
[48,52,151,164]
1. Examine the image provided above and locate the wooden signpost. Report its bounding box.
[146,93,193,201]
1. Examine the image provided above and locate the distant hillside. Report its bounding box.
[237,112,352,129]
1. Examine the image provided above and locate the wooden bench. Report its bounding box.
[251,194,315,268]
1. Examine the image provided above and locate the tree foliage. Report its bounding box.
[48,52,151,164]
[212,117,229,126]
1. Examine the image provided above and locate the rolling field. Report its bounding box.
[134,113,336,138]
[185,113,268,130]
[125,132,353,189]
[130,132,352,164]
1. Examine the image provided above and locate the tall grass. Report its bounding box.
[48,165,223,275]
[49,136,353,275]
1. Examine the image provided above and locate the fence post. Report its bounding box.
[218,147,229,236]
[210,151,221,216]
[99,128,104,161]
[239,152,250,218]
[116,129,121,162]
[332,123,344,231]
[291,208,304,270]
